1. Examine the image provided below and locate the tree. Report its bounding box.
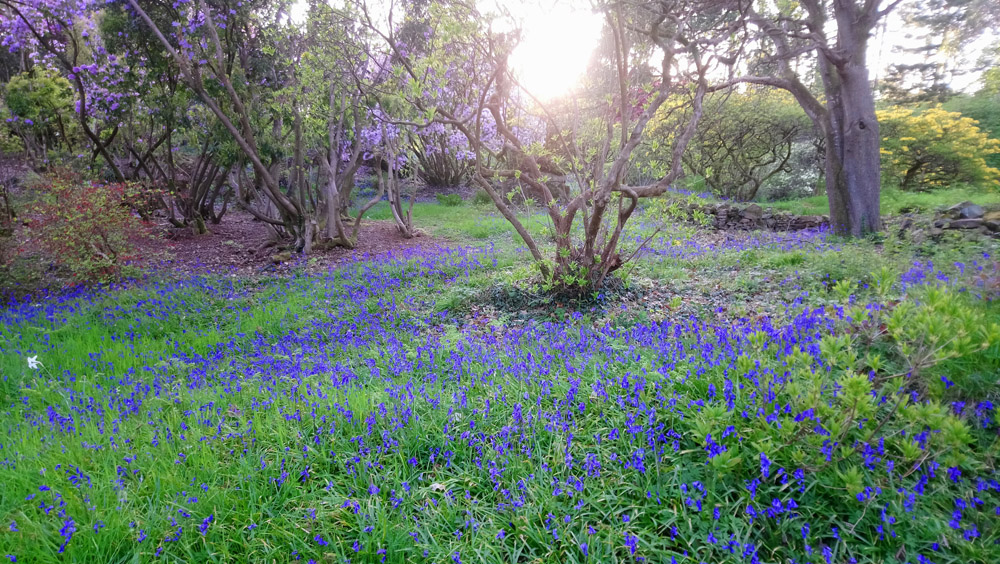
[123,0,314,246]
[643,89,811,201]
[878,106,1000,190]
[121,0,406,250]
[361,0,748,289]
[3,68,75,167]
[878,0,1000,103]
[944,87,1000,171]
[0,0,131,180]
[723,0,902,236]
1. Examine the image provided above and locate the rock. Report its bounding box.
[270,251,293,263]
[741,204,763,221]
[933,219,947,228]
[943,201,985,219]
[940,201,969,217]
[959,203,985,219]
[929,227,944,237]
[948,218,984,229]
[984,210,1000,222]
[985,220,1000,233]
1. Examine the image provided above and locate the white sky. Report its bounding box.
[492,1,605,100]
[870,10,995,93]
[500,1,994,100]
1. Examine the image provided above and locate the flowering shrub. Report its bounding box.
[878,106,1000,190]
[22,172,162,282]
[642,90,813,201]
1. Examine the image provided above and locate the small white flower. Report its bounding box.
[27,356,41,370]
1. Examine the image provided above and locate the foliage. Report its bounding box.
[3,69,74,129]
[20,172,164,282]
[943,92,1000,170]
[0,98,24,154]
[435,193,462,206]
[878,106,1000,190]
[642,89,813,201]
[982,67,1000,96]
[2,68,75,164]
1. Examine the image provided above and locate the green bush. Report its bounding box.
[2,68,76,164]
[472,189,492,205]
[943,92,1000,171]
[641,89,815,201]
[878,106,1000,190]
[435,193,463,206]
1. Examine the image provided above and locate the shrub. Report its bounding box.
[878,106,1000,190]
[411,126,472,187]
[0,111,24,153]
[640,89,815,201]
[943,92,1000,171]
[472,189,492,206]
[2,68,76,165]
[435,193,463,207]
[21,172,164,282]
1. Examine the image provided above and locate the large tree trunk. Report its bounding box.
[736,0,893,237]
[822,92,883,236]
[817,0,883,236]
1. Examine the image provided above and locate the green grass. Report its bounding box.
[353,201,551,242]
[2,201,1000,563]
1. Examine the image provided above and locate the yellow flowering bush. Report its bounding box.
[878,106,1000,190]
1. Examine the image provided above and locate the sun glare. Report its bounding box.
[505,3,604,101]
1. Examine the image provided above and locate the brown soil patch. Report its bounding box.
[154,211,450,276]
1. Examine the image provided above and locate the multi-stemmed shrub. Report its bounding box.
[22,172,163,283]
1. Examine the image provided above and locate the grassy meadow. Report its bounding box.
[1,200,999,563]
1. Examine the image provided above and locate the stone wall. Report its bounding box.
[671,200,829,231]
[672,199,1000,237]
[929,202,1000,235]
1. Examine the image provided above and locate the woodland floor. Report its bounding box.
[156,211,448,276]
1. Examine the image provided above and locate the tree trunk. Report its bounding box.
[821,66,883,236]
[819,0,883,237]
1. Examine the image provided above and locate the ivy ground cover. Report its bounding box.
[0,235,999,563]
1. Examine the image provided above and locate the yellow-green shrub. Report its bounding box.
[878,106,1000,190]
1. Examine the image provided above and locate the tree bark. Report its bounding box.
[818,0,883,236]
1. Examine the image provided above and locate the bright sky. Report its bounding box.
[499,1,991,100]
[870,11,993,93]
[495,1,604,101]
[290,1,989,100]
